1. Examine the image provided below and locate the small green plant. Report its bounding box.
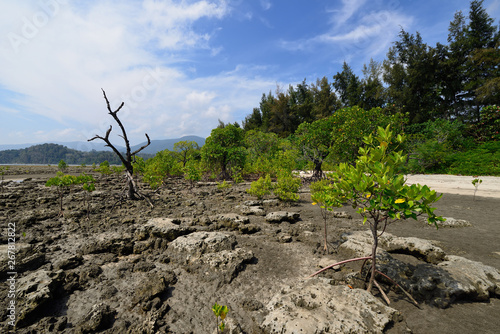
[183,160,203,185]
[211,303,228,333]
[274,172,301,202]
[58,159,68,172]
[96,160,112,175]
[310,177,335,252]
[246,174,273,199]
[310,126,444,304]
[472,177,482,201]
[45,172,79,216]
[217,180,232,190]
[78,173,96,219]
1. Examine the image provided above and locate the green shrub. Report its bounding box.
[183,160,203,184]
[246,174,273,199]
[447,141,500,175]
[217,180,232,189]
[58,159,68,172]
[274,172,301,202]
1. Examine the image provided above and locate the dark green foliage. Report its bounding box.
[0,143,138,165]
[143,150,182,189]
[447,141,500,175]
[201,124,246,180]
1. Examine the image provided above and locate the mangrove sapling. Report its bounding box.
[211,303,228,333]
[77,173,96,219]
[310,178,335,252]
[274,171,301,203]
[309,126,444,303]
[246,174,273,199]
[58,159,68,172]
[45,172,79,216]
[472,177,482,201]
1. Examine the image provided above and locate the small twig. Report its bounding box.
[373,279,390,305]
[308,256,371,278]
[375,270,420,308]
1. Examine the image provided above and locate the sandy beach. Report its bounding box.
[406,174,500,199]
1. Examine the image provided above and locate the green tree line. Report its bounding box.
[0,143,152,165]
[243,0,499,134]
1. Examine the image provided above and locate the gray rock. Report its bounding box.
[169,232,253,283]
[139,218,194,241]
[169,232,237,259]
[81,231,133,255]
[265,211,300,223]
[378,233,446,264]
[340,231,445,264]
[261,278,400,333]
[263,199,280,206]
[237,205,266,216]
[438,255,500,300]
[242,200,263,206]
[210,213,250,227]
[54,255,84,270]
[76,303,116,334]
[439,217,473,228]
[332,211,352,219]
[0,243,46,279]
[16,270,64,327]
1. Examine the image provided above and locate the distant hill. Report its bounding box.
[0,136,205,154]
[0,143,125,165]
[130,136,205,154]
[0,136,205,165]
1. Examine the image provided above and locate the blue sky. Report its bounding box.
[0,0,499,147]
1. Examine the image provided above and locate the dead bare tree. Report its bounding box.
[89,89,152,206]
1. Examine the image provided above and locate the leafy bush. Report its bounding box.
[274,172,301,202]
[217,180,232,189]
[447,141,500,175]
[311,126,443,294]
[143,150,182,189]
[183,160,203,184]
[58,159,67,172]
[246,174,273,199]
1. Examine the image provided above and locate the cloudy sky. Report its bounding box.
[0,0,499,147]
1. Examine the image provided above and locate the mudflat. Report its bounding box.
[1,165,499,333]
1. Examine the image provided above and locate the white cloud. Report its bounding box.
[280,6,413,65]
[330,0,367,27]
[260,0,272,11]
[0,0,276,144]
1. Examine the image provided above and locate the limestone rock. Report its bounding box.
[16,270,64,327]
[332,211,352,219]
[210,213,250,228]
[0,243,46,279]
[242,200,262,206]
[261,278,400,333]
[76,303,116,334]
[439,217,473,228]
[139,218,194,241]
[169,232,237,260]
[80,231,133,255]
[378,233,445,264]
[438,255,500,300]
[265,211,300,223]
[169,232,253,283]
[237,205,266,216]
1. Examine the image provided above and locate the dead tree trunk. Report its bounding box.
[89,89,151,203]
